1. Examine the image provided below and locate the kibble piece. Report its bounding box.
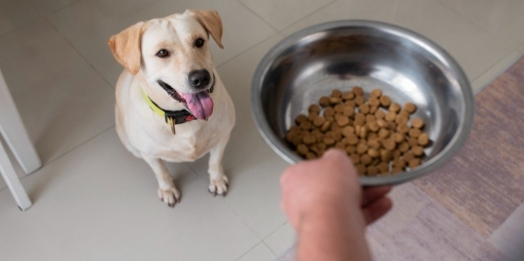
[368,132,378,140]
[305,152,316,160]
[393,150,401,160]
[286,132,297,142]
[303,135,316,145]
[292,136,302,146]
[368,97,381,107]
[378,128,390,139]
[347,146,357,155]
[380,95,392,107]
[345,100,356,108]
[393,158,406,168]
[366,114,376,123]
[404,102,417,114]
[359,126,368,139]
[381,138,396,151]
[389,103,401,113]
[391,167,404,174]
[335,115,350,127]
[356,164,367,175]
[347,134,359,145]
[412,146,424,157]
[368,148,379,158]
[377,119,388,128]
[375,110,386,119]
[350,154,361,164]
[334,104,344,113]
[296,114,308,124]
[371,89,382,98]
[342,126,355,137]
[329,96,341,105]
[332,130,342,141]
[409,128,422,138]
[331,89,342,98]
[408,137,419,147]
[357,143,369,154]
[355,96,366,105]
[368,139,381,149]
[309,104,320,114]
[387,122,397,131]
[393,133,404,143]
[324,137,335,146]
[412,118,425,129]
[321,121,331,132]
[325,116,334,122]
[403,152,415,162]
[418,133,429,146]
[378,162,389,173]
[385,111,396,122]
[324,107,335,117]
[398,110,410,119]
[319,96,330,107]
[399,142,410,153]
[289,125,301,133]
[397,124,410,134]
[300,121,312,131]
[352,86,364,96]
[367,166,378,176]
[380,150,392,162]
[395,114,409,125]
[297,144,309,155]
[408,158,421,168]
[308,112,318,122]
[359,104,370,114]
[361,154,372,165]
[342,91,355,100]
[368,121,379,132]
[370,105,378,114]
[355,113,366,125]
[313,116,326,127]
[343,106,355,117]
[335,142,346,150]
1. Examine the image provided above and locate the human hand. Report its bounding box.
[280,149,393,231]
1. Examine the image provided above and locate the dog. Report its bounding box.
[108,10,235,207]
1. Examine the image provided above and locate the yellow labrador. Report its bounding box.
[108,10,235,207]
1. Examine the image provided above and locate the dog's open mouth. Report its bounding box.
[157,79,214,120]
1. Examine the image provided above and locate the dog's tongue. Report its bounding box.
[180,91,214,120]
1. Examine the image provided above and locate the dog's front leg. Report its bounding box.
[208,135,230,196]
[142,154,180,207]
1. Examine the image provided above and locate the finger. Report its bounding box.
[362,186,392,206]
[362,197,393,225]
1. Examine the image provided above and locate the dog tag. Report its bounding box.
[167,117,176,135]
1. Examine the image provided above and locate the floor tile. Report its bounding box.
[263,222,296,257]
[490,203,524,261]
[48,0,276,86]
[27,0,80,15]
[187,35,291,239]
[472,51,522,94]
[282,0,511,83]
[368,184,506,261]
[518,41,524,54]
[0,0,40,37]
[239,0,336,31]
[414,57,524,238]
[237,243,276,261]
[0,128,260,261]
[0,20,115,164]
[437,0,524,51]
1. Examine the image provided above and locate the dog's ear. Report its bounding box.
[186,9,224,49]
[108,22,144,75]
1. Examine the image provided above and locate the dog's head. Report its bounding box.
[108,10,223,120]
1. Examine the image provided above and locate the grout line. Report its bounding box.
[235,0,280,33]
[0,125,116,194]
[216,32,280,69]
[43,17,116,91]
[0,0,43,39]
[234,242,265,261]
[277,0,338,33]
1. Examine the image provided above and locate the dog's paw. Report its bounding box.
[209,175,229,196]
[158,187,181,207]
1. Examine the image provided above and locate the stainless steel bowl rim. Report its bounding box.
[251,20,475,186]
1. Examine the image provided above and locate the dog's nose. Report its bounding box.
[188,69,211,89]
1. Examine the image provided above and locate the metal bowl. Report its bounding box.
[251,20,475,186]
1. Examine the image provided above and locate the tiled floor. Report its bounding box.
[0,0,523,260]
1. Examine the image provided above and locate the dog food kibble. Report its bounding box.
[404,102,417,114]
[287,86,432,176]
[411,118,425,129]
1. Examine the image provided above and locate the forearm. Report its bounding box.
[295,204,372,261]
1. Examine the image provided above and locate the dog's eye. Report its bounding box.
[195,38,205,48]
[156,49,170,58]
